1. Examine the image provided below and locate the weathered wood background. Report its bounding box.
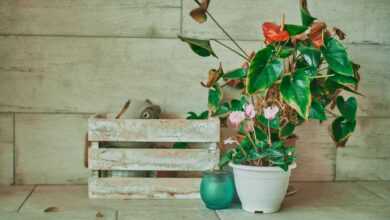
[0,0,389,184]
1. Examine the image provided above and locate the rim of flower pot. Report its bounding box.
[229,162,297,172]
[202,170,231,176]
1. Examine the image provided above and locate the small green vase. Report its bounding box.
[200,170,235,210]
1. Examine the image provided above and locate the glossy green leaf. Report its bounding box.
[280,123,295,137]
[219,149,233,167]
[336,96,357,121]
[309,98,327,121]
[278,47,294,58]
[208,85,222,112]
[254,126,268,141]
[284,24,308,36]
[298,43,321,68]
[178,35,217,58]
[300,7,316,26]
[248,148,267,161]
[230,99,244,111]
[247,46,283,94]
[256,114,280,129]
[328,70,358,87]
[331,116,356,146]
[213,103,230,118]
[321,37,353,76]
[325,78,364,96]
[280,68,312,119]
[223,68,246,80]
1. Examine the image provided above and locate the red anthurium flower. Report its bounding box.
[309,21,327,48]
[262,22,289,44]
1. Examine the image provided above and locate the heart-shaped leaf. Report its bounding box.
[284,24,308,36]
[321,37,353,76]
[309,98,327,121]
[280,122,295,138]
[247,46,283,94]
[254,126,268,141]
[325,78,364,97]
[336,96,357,121]
[329,73,358,87]
[331,116,356,146]
[230,99,245,111]
[278,47,294,58]
[208,84,222,112]
[256,114,280,129]
[300,0,316,26]
[213,103,230,118]
[223,68,246,80]
[280,68,312,119]
[190,0,210,24]
[178,35,217,58]
[298,43,321,68]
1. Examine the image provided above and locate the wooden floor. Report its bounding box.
[0,182,389,220]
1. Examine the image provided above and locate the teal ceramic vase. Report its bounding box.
[200,170,235,210]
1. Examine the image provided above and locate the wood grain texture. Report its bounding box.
[15,113,90,184]
[88,119,220,142]
[0,0,180,38]
[0,36,388,117]
[182,0,390,44]
[0,36,219,116]
[89,177,201,199]
[0,113,14,185]
[89,148,219,171]
[336,117,390,181]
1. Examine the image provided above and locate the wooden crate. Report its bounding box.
[87,118,220,199]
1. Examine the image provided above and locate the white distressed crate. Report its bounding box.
[87,118,220,199]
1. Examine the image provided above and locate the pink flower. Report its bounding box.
[224,137,239,145]
[228,111,246,128]
[263,106,279,120]
[244,104,256,119]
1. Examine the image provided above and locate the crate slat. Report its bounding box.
[88,119,220,142]
[89,147,219,171]
[89,177,201,199]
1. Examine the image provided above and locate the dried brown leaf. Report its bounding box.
[190,0,210,24]
[201,63,223,88]
[190,7,207,24]
[332,27,346,40]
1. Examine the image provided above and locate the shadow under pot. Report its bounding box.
[200,170,235,210]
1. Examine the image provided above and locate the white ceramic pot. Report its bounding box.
[229,162,296,213]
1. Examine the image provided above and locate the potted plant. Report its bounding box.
[179,0,361,213]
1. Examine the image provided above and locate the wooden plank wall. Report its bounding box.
[0,0,389,184]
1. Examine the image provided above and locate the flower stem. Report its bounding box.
[212,39,249,61]
[267,120,272,145]
[193,0,249,58]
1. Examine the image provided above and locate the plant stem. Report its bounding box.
[212,39,249,61]
[309,74,334,79]
[326,109,338,117]
[193,0,249,58]
[267,120,272,145]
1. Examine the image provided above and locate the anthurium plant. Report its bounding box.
[179,0,361,171]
